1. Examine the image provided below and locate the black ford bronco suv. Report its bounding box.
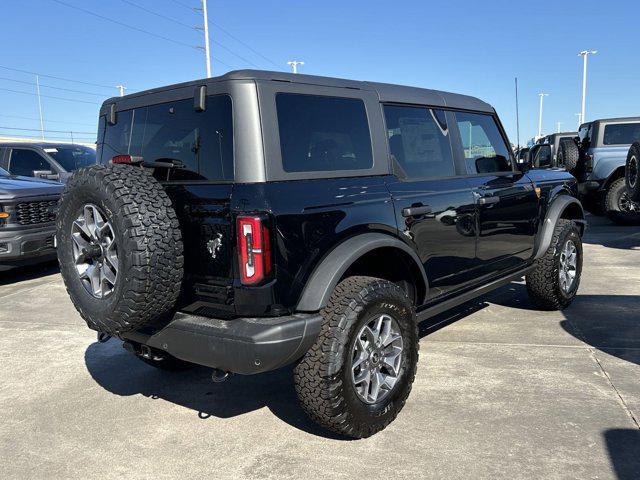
[56,70,586,438]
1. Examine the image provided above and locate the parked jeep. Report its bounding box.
[0,166,61,270]
[558,117,640,224]
[56,70,586,438]
[0,142,96,183]
[530,132,578,169]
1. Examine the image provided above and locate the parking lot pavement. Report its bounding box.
[0,215,638,480]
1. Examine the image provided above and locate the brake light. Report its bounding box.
[111,154,143,164]
[237,215,272,285]
[585,154,593,172]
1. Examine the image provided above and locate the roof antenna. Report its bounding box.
[515,77,520,151]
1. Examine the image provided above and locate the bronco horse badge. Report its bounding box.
[206,233,223,259]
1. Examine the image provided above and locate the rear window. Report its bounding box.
[603,123,640,145]
[100,95,233,181]
[276,93,373,173]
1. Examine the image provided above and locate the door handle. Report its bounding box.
[478,195,500,205]
[402,205,432,217]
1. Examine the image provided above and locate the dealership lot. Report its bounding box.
[0,215,638,479]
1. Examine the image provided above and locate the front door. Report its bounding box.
[452,111,538,276]
[384,104,478,299]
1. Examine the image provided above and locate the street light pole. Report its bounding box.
[556,122,562,133]
[575,113,583,130]
[202,0,212,77]
[537,93,548,138]
[578,50,597,123]
[116,85,127,97]
[287,61,304,74]
[35,75,45,140]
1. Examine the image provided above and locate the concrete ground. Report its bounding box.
[0,215,639,480]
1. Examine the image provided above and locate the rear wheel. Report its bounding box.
[604,177,640,225]
[293,276,418,438]
[626,142,640,201]
[56,164,184,335]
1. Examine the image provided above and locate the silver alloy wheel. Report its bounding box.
[351,314,404,404]
[619,191,640,213]
[629,155,638,189]
[71,204,118,298]
[559,239,578,293]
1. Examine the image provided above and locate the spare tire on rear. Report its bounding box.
[56,164,184,335]
[625,142,640,201]
[558,140,580,171]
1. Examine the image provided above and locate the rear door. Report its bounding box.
[384,105,478,298]
[451,111,538,275]
[99,91,236,314]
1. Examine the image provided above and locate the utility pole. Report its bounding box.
[35,75,45,140]
[556,122,563,133]
[575,113,583,130]
[287,61,304,74]
[515,77,520,150]
[116,85,127,97]
[202,0,212,77]
[537,93,548,138]
[578,50,597,123]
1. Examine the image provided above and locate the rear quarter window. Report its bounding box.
[602,123,640,145]
[275,93,373,173]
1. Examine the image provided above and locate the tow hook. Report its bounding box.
[211,369,231,383]
[97,332,111,343]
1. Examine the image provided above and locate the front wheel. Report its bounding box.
[604,178,640,225]
[526,219,583,310]
[293,276,418,438]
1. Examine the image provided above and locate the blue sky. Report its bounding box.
[1,0,638,145]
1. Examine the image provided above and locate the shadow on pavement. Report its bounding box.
[0,260,59,286]
[84,339,349,440]
[581,215,640,250]
[604,429,640,480]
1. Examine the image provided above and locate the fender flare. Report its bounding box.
[296,233,429,312]
[533,196,586,260]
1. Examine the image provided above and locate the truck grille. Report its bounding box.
[15,200,58,226]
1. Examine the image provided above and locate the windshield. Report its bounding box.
[44,146,96,171]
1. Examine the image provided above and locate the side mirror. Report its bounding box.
[33,170,59,181]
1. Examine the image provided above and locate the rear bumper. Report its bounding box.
[0,225,57,267]
[121,311,323,375]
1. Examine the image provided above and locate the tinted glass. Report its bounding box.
[101,95,233,181]
[603,123,640,145]
[45,145,96,171]
[9,149,50,176]
[384,105,455,178]
[276,93,373,173]
[0,166,8,176]
[454,112,512,174]
[534,145,552,167]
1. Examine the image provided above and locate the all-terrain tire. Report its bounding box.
[604,177,640,225]
[558,140,580,171]
[293,276,419,438]
[526,219,582,310]
[56,164,184,335]
[625,142,640,202]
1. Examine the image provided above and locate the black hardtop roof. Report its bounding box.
[102,69,494,114]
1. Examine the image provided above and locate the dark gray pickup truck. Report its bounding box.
[0,166,62,270]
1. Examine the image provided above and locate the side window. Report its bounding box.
[101,95,233,181]
[276,93,373,173]
[8,149,51,177]
[383,105,455,179]
[454,112,512,174]
[603,123,640,145]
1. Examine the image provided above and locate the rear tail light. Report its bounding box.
[584,154,593,172]
[237,215,272,285]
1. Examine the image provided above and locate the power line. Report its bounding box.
[0,76,109,97]
[0,114,96,127]
[0,132,95,141]
[0,87,101,105]
[51,0,203,52]
[168,0,280,68]
[120,0,257,68]
[0,64,116,90]
[0,125,95,135]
